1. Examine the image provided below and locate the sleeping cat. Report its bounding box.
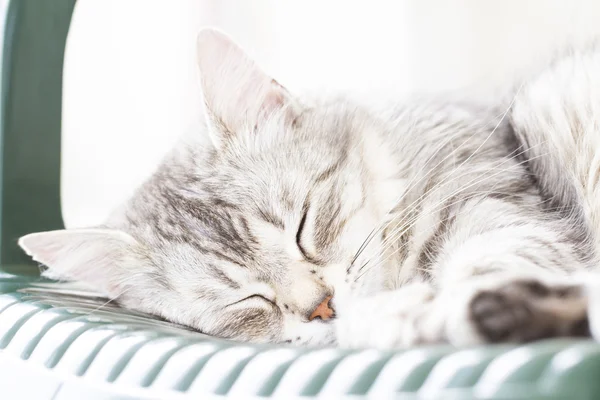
[18,29,600,348]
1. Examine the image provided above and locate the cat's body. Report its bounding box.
[19,31,600,347]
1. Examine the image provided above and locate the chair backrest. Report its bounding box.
[0,0,75,266]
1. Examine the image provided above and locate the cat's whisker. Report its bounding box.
[359,191,509,283]
[357,151,551,282]
[373,137,542,256]
[80,277,139,316]
[369,147,548,268]
[351,92,523,271]
[355,141,541,271]
[355,151,549,282]
[357,188,510,281]
[349,98,520,269]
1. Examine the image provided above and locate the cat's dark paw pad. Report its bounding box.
[469,280,591,343]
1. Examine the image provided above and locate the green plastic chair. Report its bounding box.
[2,1,600,399]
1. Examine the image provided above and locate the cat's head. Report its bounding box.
[19,29,395,345]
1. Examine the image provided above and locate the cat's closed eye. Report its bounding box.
[296,208,310,259]
[296,207,324,265]
[227,294,274,308]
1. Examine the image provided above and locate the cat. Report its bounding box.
[18,29,600,348]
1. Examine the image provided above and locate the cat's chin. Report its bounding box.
[280,315,337,346]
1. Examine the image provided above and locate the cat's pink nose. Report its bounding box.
[309,295,335,321]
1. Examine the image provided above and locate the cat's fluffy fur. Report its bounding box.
[18,30,600,347]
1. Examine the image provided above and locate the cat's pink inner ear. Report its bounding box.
[18,229,137,296]
[19,231,64,267]
[196,29,295,146]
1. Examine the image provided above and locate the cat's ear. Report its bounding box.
[18,228,139,297]
[196,28,297,149]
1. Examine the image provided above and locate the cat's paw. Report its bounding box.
[468,280,589,342]
[442,276,592,345]
[334,282,438,348]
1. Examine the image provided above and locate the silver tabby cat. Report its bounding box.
[19,30,600,347]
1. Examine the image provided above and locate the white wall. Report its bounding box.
[61,0,600,228]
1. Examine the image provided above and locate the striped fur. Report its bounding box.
[17,31,600,347]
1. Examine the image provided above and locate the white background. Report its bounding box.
[61,0,600,228]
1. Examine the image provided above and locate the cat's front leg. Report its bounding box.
[407,194,595,346]
[338,194,600,348]
[334,282,443,348]
[336,273,592,349]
